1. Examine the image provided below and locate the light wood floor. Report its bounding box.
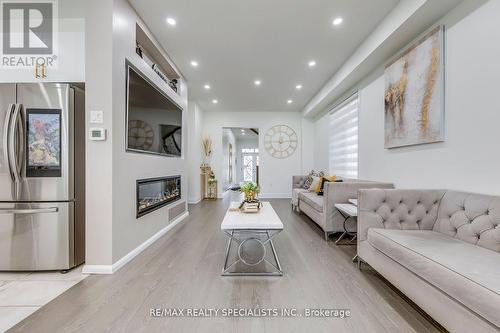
[9,198,442,333]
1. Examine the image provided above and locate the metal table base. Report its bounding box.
[222,229,283,276]
[335,210,357,245]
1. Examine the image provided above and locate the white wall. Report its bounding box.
[84,0,114,266]
[312,0,500,195]
[0,0,85,82]
[301,118,316,173]
[86,0,190,267]
[359,0,500,195]
[221,128,236,190]
[187,102,204,203]
[202,112,304,198]
[313,114,330,173]
[110,0,189,262]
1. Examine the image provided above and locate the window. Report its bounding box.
[242,155,255,182]
[329,94,359,178]
[241,148,259,153]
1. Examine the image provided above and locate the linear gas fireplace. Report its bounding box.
[136,176,181,218]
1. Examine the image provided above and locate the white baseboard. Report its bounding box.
[187,197,202,204]
[81,264,113,274]
[82,211,189,275]
[260,193,292,199]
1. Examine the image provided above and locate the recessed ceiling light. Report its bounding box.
[296,84,302,90]
[332,17,343,26]
[190,60,199,67]
[166,17,177,26]
[241,132,246,135]
[241,129,245,132]
[308,60,316,67]
[204,84,211,90]
[212,99,218,104]
[287,99,293,104]
[254,80,261,86]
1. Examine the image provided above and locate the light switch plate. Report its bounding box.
[90,110,104,124]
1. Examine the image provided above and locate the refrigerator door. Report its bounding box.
[16,83,74,201]
[0,201,74,270]
[0,84,17,201]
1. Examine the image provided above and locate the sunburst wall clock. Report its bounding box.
[264,125,298,159]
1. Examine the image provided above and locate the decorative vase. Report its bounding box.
[244,191,255,202]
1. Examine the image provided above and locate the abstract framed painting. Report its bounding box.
[384,26,444,148]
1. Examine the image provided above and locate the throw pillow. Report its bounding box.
[316,175,336,193]
[308,176,321,192]
[316,175,337,194]
[317,179,344,196]
[303,170,324,189]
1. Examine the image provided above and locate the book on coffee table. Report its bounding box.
[241,202,260,213]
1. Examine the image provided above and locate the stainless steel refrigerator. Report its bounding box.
[0,83,85,271]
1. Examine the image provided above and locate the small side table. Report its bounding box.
[334,203,359,262]
[207,180,218,200]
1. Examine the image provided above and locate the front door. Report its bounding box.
[242,153,258,183]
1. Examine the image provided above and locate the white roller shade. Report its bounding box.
[329,95,359,178]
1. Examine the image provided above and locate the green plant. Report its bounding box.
[240,182,259,201]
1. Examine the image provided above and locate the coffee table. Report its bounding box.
[221,202,283,276]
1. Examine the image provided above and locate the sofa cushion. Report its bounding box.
[367,228,500,328]
[299,192,324,212]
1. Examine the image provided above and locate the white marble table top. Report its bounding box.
[221,202,284,230]
[348,199,358,206]
[334,203,358,217]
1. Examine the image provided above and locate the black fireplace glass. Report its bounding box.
[136,176,181,218]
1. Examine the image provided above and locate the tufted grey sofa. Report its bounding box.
[358,189,500,333]
[292,176,393,240]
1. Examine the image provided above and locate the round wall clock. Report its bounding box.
[264,125,298,159]
[128,120,154,150]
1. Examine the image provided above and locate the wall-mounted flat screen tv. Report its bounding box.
[126,63,182,157]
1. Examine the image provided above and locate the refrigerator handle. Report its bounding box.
[3,104,15,182]
[0,207,59,214]
[14,104,25,178]
[9,104,22,187]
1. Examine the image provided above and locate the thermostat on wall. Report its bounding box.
[89,128,106,141]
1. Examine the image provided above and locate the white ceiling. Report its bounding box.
[129,0,399,112]
[229,128,259,141]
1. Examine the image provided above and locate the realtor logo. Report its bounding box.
[1,0,57,69]
[2,2,53,54]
